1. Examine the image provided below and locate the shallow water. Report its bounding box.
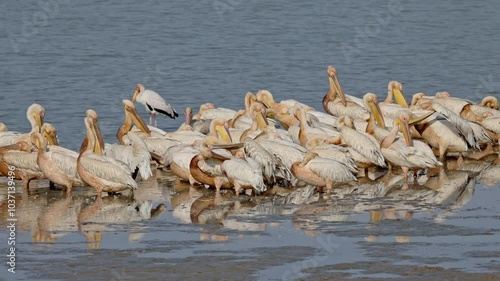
[1,0,500,280]
[1,161,500,280]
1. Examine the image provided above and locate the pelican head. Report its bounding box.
[410,92,428,106]
[210,119,232,143]
[336,116,354,129]
[302,152,319,165]
[27,103,45,133]
[363,93,385,128]
[327,66,347,106]
[41,123,59,145]
[388,81,408,108]
[0,122,7,132]
[123,99,150,134]
[435,91,451,98]
[256,90,275,108]
[132,83,145,102]
[244,92,257,110]
[480,96,499,110]
[396,111,413,146]
[30,132,46,153]
[249,102,268,129]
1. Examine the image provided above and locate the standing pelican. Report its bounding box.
[0,141,44,190]
[77,116,138,197]
[0,103,45,146]
[380,111,442,183]
[291,152,357,193]
[31,133,84,194]
[104,100,152,180]
[221,151,266,196]
[322,66,369,121]
[132,83,179,127]
[336,116,386,170]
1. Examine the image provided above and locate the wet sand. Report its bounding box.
[1,160,500,281]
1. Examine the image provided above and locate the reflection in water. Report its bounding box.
[0,158,498,248]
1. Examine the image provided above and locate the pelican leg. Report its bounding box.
[233,182,241,197]
[326,180,333,194]
[49,181,56,189]
[154,113,157,127]
[402,167,409,183]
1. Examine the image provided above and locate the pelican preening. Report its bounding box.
[1,72,499,199]
[132,83,179,127]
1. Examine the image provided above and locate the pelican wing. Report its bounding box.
[221,158,266,192]
[327,102,369,120]
[310,144,358,173]
[481,117,500,134]
[143,137,182,155]
[50,151,80,178]
[201,108,237,121]
[3,151,39,171]
[308,158,357,183]
[340,127,386,167]
[432,103,478,149]
[80,155,137,189]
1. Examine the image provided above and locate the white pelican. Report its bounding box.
[0,123,7,132]
[192,103,215,119]
[308,140,358,173]
[291,152,357,193]
[243,137,292,184]
[322,66,369,121]
[293,105,340,148]
[0,141,44,190]
[480,115,500,147]
[412,92,500,121]
[336,116,386,170]
[384,81,409,108]
[104,100,152,180]
[77,116,138,197]
[256,90,314,113]
[380,111,442,183]
[189,141,232,192]
[0,103,45,146]
[31,133,84,194]
[221,150,266,196]
[132,83,179,127]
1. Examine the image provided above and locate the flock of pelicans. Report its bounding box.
[0,66,499,199]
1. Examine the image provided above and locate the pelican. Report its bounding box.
[104,100,152,180]
[132,83,179,127]
[0,103,45,146]
[77,116,138,197]
[322,66,369,121]
[0,142,31,179]
[294,105,340,148]
[256,90,313,113]
[413,92,500,122]
[192,103,215,119]
[221,150,266,196]
[189,140,232,192]
[336,116,386,170]
[384,81,409,108]
[0,141,44,190]
[0,123,7,132]
[31,133,84,194]
[380,111,442,183]
[291,152,357,193]
[480,115,500,147]
[243,137,292,184]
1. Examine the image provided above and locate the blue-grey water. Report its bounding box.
[1,0,500,280]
